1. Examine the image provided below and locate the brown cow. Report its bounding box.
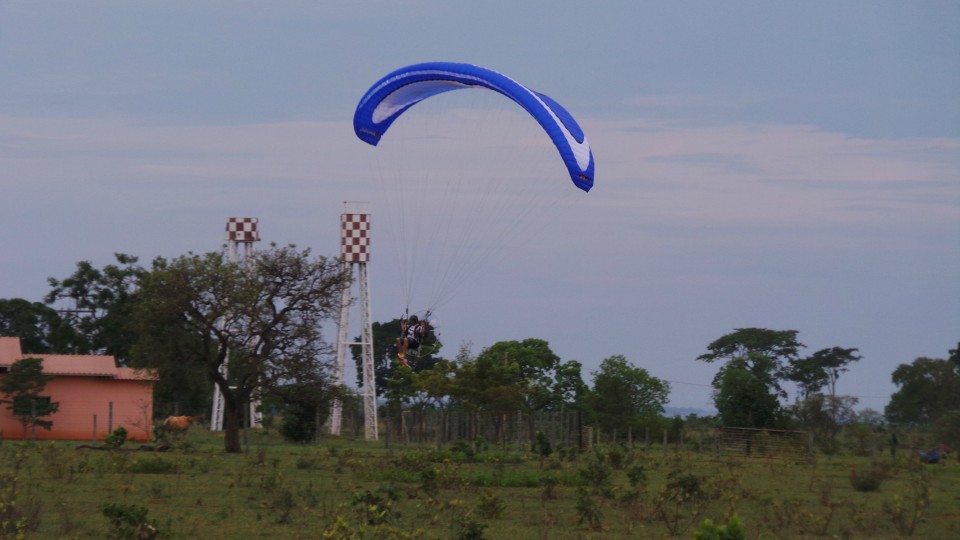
[161,415,202,432]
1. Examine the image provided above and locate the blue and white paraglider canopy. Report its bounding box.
[353,62,594,192]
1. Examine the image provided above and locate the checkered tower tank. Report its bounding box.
[340,213,370,263]
[225,217,260,242]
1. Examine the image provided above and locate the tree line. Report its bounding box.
[1,249,958,453]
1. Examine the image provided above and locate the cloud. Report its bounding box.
[583,119,960,229]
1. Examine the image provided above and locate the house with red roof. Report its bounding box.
[0,337,157,441]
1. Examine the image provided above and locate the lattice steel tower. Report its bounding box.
[211,217,263,431]
[329,202,377,440]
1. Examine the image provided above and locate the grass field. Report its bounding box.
[1,428,958,539]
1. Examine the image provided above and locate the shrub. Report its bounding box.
[126,456,177,474]
[666,471,703,501]
[695,515,746,540]
[279,402,319,443]
[575,486,603,531]
[450,440,477,462]
[350,486,399,525]
[420,468,439,497]
[100,502,160,539]
[540,473,559,500]
[579,457,613,496]
[532,431,552,467]
[104,427,128,449]
[606,446,626,470]
[453,515,488,540]
[627,464,647,490]
[849,464,885,492]
[475,490,505,519]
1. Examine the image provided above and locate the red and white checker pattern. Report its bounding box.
[341,213,370,263]
[225,217,260,242]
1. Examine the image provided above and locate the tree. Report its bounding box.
[790,393,859,449]
[131,245,350,453]
[932,410,960,450]
[276,380,335,443]
[0,298,76,354]
[712,353,784,428]
[589,355,670,434]
[0,357,59,434]
[354,318,439,399]
[45,253,145,360]
[553,359,589,411]
[885,355,960,424]
[450,344,524,444]
[475,339,565,442]
[698,329,805,428]
[788,347,861,399]
[698,328,804,397]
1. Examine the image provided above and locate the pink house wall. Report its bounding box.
[0,377,155,442]
[0,337,156,441]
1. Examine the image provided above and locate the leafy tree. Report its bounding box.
[481,339,559,408]
[42,254,211,416]
[354,318,439,399]
[476,339,566,441]
[44,253,145,360]
[589,355,670,433]
[856,408,886,426]
[790,393,859,448]
[0,298,76,353]
[131,245,349,453]
[352,319,441,440]
[788,347,861,399]
[0,357,59,434]
[413,356,458,406]
[885,355,960,424]
[932,410,960,450]
[712,353,784,428]
[451,344,524,443]
[277,381,333,443]
[698,329,805,428]
[553,359,589,410]
[698,328,804,398]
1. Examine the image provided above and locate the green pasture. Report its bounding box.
[1,428,958,539]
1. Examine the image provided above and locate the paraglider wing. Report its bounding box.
[353,62,594,192]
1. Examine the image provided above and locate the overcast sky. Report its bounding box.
[2,1,958,412]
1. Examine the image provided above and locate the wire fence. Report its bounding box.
[330,399,944,462]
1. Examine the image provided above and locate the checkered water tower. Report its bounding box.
[210,217,263,432]
[329,202,378,440]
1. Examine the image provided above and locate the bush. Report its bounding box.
[279,402,319,443]
[104,427,128,449]
[933,410,960,449]
[532,431,552,459]
[849,464,886,492]
[695,515,746,540]
[666,471,703,501]
[453,515,488,540]
[579,457,613,495]
[575,486,603,530]
[100,502,160,539]
[475,490,505,519]
[126,456,177,474]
